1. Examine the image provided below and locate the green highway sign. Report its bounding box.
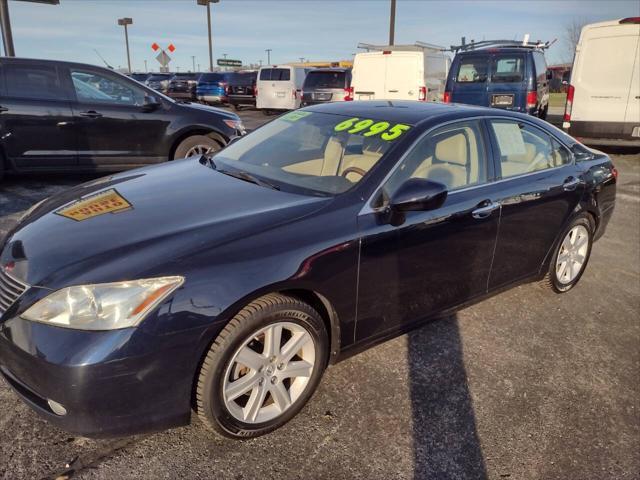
[217,59,242,67]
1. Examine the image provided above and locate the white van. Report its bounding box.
[351,49,450,102]
[564,17,640,146]
[256,65,309,113]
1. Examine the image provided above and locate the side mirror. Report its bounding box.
[390,178,448,213]
[546,70,553,81]
[142,95,161,112]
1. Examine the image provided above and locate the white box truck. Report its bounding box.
[351,46,450,102]
[563,17,640,146]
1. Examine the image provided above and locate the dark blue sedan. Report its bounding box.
[0,101,616,439]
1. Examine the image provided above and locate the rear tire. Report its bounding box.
[543,214,594,293]
[196,294,328,439]
[173,135,222,160]
[539,104,548,120]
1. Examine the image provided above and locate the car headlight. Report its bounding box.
[223,119,246,134]
[21,276,184,330]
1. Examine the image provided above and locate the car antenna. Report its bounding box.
[93,49,114,69]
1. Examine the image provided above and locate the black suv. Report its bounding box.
[226,71,258,110]
[0,58,244,179]
[166,72,200,101]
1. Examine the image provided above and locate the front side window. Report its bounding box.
[379,120,488,204]
[490,120,571,178]
[4,64,66,101]
[455,57,488,83]
[212,112,410,195]
[71,70,146,106]
[491,56,525,83]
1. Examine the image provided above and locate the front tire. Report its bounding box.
[544,214,594,293]
[196,294,328,439]
[173,135,222,160]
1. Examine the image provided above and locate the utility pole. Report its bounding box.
[265,48,272,65]
[389,0,396,46]
[191,55,196,72]
[144,59,148,72]
[117,17,133,73]
[299,57,304,63]
[1,0,59,57]
[197,0,219,72]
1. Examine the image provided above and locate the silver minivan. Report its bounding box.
[300,68,353,106]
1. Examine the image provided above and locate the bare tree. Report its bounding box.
[563,19,587,63]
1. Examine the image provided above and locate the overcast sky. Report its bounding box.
[5,0,638,71]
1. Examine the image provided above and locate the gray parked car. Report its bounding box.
[300,68,352,106]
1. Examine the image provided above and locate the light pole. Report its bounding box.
[299,57,304,63]
[265,48,272,65]
[191,55,196,72]
[117,17,133,73]
[0,0,59,57]
[388,0,396,46]
[144,59,148,72]
[197,0,219,72]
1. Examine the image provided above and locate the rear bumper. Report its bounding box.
[197,94,225,104]
[228,95,256,106]
[0,315,207,438]
[566,121,640,146]
[167,91,195,100]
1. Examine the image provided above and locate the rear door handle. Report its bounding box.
[563,177,581,191]
[472,201,500,219]
[79,110,102,118]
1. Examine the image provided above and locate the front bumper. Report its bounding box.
[0,313,209,437]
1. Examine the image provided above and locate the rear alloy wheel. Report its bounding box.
[173,135,222,160]
[196,294,328,438]
[545,215,593,293]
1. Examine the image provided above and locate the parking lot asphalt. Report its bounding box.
[0,107,638,480]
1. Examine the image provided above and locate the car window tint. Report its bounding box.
[303,71,346,89]
[491,56,524,83]
[4,64,65,100]
[229,73,256,86]
[455,57,488,83]
[490,120,569,178]
[259,68,290,81]
[71,70,146,106]
[381,120,487,201]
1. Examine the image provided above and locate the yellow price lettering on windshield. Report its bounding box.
[334,117,411,141]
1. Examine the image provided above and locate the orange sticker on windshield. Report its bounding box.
[55,188,132,222]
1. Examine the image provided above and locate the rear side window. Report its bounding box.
[490,120,571,178]
[303,71,346,89]
[259,68,291,81]
[455,57,488,83]
[491,56,524,83]
[3,64,66,101]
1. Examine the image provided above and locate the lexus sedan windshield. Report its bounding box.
[212,111,411,195]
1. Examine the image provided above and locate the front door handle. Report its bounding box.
[79,110,103,118]
[563,177,581,191]
[472,201,500,219]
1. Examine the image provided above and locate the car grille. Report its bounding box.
[0,268,29,316]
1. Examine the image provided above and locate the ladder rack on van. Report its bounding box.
[448,37,556,53]
[357,42,446,52]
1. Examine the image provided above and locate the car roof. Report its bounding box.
[303,100,499,125]
[307,68,351,73]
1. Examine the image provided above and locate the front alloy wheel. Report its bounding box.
[196,294,328,438]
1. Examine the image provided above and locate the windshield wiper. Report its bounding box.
[217,168,280,191]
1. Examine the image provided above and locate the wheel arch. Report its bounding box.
[169,127,228,160]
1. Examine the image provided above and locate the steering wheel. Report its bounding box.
[526,152,550,172]
[341,166,367,179]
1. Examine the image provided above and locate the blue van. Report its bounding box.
[196,72,232,105]
[444,42,552,119]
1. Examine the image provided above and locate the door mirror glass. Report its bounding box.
[390,178,448,212]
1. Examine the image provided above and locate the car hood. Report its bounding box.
[178,101,236,119]
[2,159,330,287]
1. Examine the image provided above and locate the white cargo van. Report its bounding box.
[351,49,450,102]
[564,17,640,146]
[256,65,309,113]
